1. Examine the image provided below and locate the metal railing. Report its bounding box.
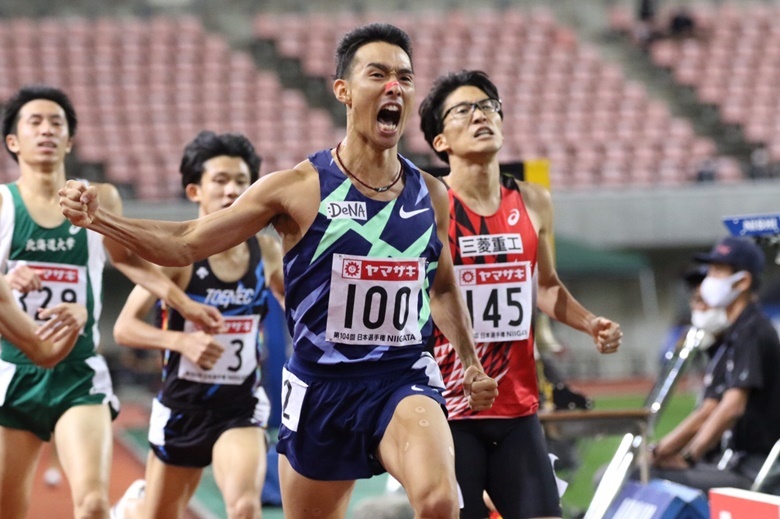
[584,326,710,519]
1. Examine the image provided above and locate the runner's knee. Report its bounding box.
[73,490,109,519]
[408,481,459,519]
[225,492,261,519]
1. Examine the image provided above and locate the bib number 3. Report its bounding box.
[179,315,259,385]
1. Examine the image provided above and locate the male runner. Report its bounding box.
[60,24,498,519]
[110,131,283,519]
[419,70,623,519]
[0,85,221,519]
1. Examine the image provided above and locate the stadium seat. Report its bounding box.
[0,16,346,199]
[642,2,780,176]
[0,8,744,195]
[244,8,734,189]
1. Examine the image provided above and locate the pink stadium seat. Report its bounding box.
[0,15,351,199]
[715,157,744,183]
[0,9,747,193]
[643,3,777,172]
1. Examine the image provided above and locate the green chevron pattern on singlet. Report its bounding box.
[311,177,438,334]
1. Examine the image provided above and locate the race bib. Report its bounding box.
[326,254,425,346]
[8,260,88,323]
[280,367,308,432]
[178,315,259,385]
[455,262,533,342]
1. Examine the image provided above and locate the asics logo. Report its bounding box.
[507,209,520,226]
[399,206,430,219]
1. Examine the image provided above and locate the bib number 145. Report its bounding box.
[456,263,533,343]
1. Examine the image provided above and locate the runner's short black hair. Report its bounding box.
[2,85,78,161]
[335,23,413,79]
[419,70,502,164]
[179,130,261,189]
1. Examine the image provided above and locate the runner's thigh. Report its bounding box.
[212,426,266,510]
[55,404,113,501]
[278,453,356,519]
[0,426,44,519]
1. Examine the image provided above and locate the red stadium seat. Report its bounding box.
[0,15,349,199]
[0,8,746,194]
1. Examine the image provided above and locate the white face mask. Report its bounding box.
[700,271,747,308]
[691,307,729,335]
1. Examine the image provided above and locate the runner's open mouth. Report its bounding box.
[378,106,401,131]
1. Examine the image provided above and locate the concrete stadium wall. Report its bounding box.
[552,180,780,249]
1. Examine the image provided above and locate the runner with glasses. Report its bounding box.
[420,70,622,519]
[440,98,502,121]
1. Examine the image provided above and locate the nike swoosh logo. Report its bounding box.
[68,225,82,235]
[411,385,424,392]
[399,207,430,219]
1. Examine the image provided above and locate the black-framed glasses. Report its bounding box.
[441,98,502,121]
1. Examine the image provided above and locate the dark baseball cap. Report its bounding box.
[694,236,765,278]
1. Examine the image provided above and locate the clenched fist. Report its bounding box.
[590,316,622,355]
[59,180,99,228]
[462,365,498,412]
[174,331,225,370]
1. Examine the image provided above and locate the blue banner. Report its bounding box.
[723,213,780,237]
[605,480,709,519]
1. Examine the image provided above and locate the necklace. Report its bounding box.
[335,141,404,193]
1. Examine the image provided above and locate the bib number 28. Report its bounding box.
[8,262,88,323]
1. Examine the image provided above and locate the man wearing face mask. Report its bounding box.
[689,265,730,344]
[648,236,780,494]
[658,266,723,369]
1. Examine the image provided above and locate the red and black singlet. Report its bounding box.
[434,174,541,419]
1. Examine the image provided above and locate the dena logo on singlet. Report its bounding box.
[326,201,367,220]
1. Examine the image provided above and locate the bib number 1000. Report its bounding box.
[326,255,424,346]
[344,284,411,330]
